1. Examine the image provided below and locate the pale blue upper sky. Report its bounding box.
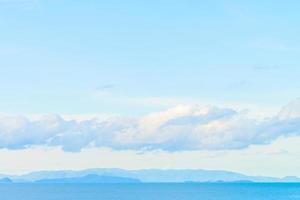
[1,0,300,115]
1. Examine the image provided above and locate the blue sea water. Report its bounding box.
[0,183,300,200]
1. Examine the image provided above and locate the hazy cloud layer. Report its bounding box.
[1,100,300,152]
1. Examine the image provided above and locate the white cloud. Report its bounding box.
[0,101,300,152]
[278,98,300,120]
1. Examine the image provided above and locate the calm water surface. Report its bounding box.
[1,183,300,200]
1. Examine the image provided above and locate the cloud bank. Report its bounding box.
[1,100,300,152]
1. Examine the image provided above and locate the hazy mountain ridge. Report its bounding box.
[0,178,12,183]
[1,169,300,183]
[35,174,140,183]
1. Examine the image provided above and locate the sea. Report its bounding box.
[1,183,300,200]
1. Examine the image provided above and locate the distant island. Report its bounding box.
[0,178,12,184]
[1,168,300,184]
[35,174,140,183]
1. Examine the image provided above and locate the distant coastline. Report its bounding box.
[1,168,300,184]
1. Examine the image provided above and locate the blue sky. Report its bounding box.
[1,0,300,176]
[1,0,300,114]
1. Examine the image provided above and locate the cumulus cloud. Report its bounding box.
[1,101,300,152]
[278,98,300,120]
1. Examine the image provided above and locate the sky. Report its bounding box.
[1,0,300,177]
